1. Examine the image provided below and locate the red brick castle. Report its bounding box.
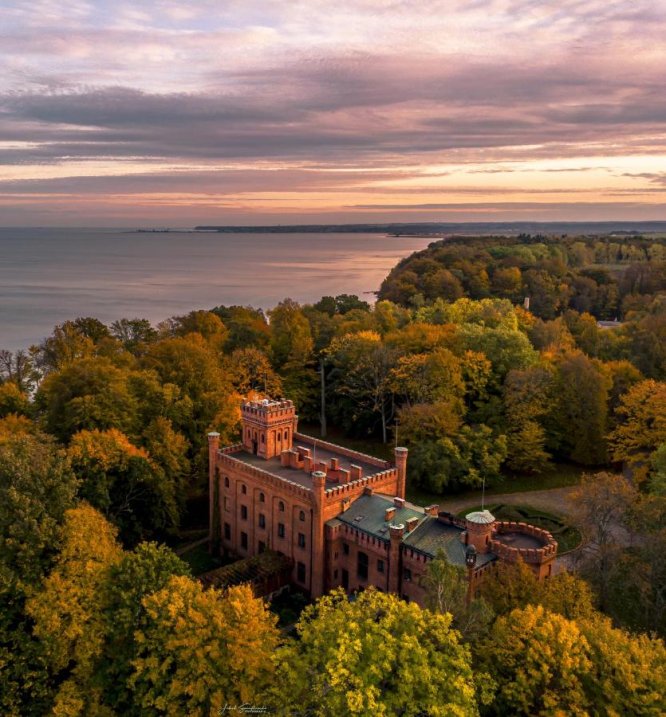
[208,398,557,603]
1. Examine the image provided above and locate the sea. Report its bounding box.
[0,228,432,351]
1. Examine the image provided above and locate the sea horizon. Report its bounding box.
[0,227,432,351]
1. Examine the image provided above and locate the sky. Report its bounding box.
[1,0,666,226]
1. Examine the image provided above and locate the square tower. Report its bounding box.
[241,398,298,459]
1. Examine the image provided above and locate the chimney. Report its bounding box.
[385,507,396,522]
[350,464,363,481]
[406,517,419,533]
[425,504,439,516]
[394,497,405,509]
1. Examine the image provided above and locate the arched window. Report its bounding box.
[299,510,305,522]
[259,492,265,503]
[241,484,247,495]
[278,501,285,512]
[224,476,229,488]
[284,430,288,440]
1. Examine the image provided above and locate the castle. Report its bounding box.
[208,398,557,603]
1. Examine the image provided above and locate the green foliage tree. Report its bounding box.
[36,357,140,441]
[421,551,494,642]
[97,543,190,713]
[552,352,610,465]
[0,435,79,716]
[272,587,479,716]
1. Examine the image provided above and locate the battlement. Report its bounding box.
[489,521,558,564]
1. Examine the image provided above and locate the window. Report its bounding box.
[259,492,265,503]
[299,510,305,522]
[284,430,288,440]
[377,559,385,574]
[297,561,306,583]
[258,541,266,553]
[240,505,248,520]
[224,522,231,540]
[277,432,281,442]
[224,497,230,512]
[241,484,247,495]
[333,569,339,580]
[279,501,285,512]
[298,533,306,548]
[241,532,248,549]
[224,476,229,488]
[403,568,412,582]
[258,513,266,529]
[261,433,265,444]
[357,551,368,580]
[342,542,350,556]
[341,568,349,589]
[278,523,285,538]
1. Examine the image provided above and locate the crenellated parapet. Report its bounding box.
[489,521,558,564]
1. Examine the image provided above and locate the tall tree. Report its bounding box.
[26,504,122,715]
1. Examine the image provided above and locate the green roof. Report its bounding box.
[404,518,496,567]
[335,493,425,540]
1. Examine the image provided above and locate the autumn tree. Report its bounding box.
[0,381,31,419]
[27,504,122,715]
[481,605,592,716]
[272,588,479,716]
[226,347,283,397]
[609,379,666,482]
[130,577,279,716]
[68,429,179,544]
[570,472,637,610]
[578,613,666,713]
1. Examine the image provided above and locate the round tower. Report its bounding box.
[465,509,495,553]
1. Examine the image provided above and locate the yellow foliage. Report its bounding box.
[68,428,150,471]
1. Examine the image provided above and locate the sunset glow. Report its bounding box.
[2,1,666,225]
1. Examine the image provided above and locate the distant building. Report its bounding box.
[208,398,557,602]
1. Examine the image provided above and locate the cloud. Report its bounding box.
[1,1,665,222]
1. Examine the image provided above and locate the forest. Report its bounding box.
[1,233,665,715]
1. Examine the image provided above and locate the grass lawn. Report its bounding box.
[406,462,584,507]
[456,503,582,554]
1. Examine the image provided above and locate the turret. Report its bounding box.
[465,510,495,553]
[240,398,297,459]
[394,446,408,499]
